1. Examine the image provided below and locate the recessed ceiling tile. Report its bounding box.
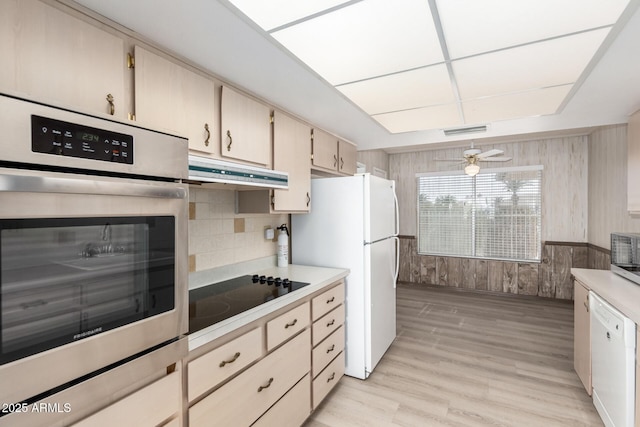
[462,85,573,124]
[373,104,462,134]
[271,0,443,85]
[453,29,609,100]
[228,0,352,31]
[336,64,454,115]
[437,0,630,59]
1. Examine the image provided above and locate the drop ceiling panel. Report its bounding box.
[271,0,443,85]
[228,0,352,31]
[453,28,610,100]
[437,0,630,59]
[336,64,455,115]
[373,104,462,134]
[462,85,573,124]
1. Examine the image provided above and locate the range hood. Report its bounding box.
[187,155,288,189]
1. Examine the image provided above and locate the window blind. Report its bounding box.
[417,166,542,262]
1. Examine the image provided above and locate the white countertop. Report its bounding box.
[572,268,640,324]
[188,264,349,351]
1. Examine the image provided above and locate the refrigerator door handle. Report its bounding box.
[393,236,400,288]
[393,191,400,237]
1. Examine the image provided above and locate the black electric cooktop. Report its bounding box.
[188,275,311,334]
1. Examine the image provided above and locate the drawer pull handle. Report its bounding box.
[327,319,335,327]
[327,372,335,383]
[326,344,335,354]
[219,352,241,367]
[258,377,274,392]
[285,319,298,329]
[326,297,335,304]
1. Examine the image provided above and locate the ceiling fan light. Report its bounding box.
[465,163,480,176]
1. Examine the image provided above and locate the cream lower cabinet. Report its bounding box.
[1,0,126,119]
[636,328,640,427]
[186,280,345,426]
[134,46,218,156]
[73,371,182,427]
[189,329,310,427]
[310,282,346,409]
[573,278,591,395]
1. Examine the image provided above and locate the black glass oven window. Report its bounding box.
[0,216,175,365]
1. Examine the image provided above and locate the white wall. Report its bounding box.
[588,124,640,249]
[389,136,589,242]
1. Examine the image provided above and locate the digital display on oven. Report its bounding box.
[31,115,134,164]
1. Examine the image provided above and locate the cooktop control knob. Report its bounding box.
[267,276,274,285]
[252,274,260,283]
[259,275,267,284]
[282,278,290,287]
[274,277,282,286]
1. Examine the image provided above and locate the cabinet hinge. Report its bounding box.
[270,112,274,124]
[310,128,314,142]
[127,53,135,69]
[128,113,136,121]
[311,153,314,161]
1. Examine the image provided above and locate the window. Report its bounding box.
[417,166,542,262]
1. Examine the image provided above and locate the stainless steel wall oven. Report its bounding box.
[0,92,188,411]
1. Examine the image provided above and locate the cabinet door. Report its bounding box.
[573,279,591,395]
[0,0,126,119]
[220,85,271,166]
[273,111,311,212]
[628,109,640,213]
[338,139,357,175]
[312,128,338,171]
[134,46,218,156]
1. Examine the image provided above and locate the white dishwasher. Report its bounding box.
[590,291,636,427]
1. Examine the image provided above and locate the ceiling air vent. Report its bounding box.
[443,125,488,136]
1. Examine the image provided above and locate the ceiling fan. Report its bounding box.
[436,142,512,176]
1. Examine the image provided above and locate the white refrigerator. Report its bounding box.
[291,174,399,379]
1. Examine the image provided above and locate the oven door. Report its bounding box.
[0,167,188,405]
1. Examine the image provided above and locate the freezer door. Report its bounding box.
[364,238,397,377]
[367,175,397,243]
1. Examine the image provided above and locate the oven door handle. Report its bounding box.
[0,173,187,199]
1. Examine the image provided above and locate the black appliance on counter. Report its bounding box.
[189,275,311,334]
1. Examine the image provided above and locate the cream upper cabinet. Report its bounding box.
[312,128,339,172]
[134,46,218,156]
[0,0,126,119]
[338,138,357,175]
[312,129,357,176]
[273,111,312,212]
[628,109,640,214]
[573,279,591,395]
[220,85,271,167]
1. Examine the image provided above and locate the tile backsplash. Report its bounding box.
[188,186,288,272]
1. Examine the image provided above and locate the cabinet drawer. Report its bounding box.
[252,374,311,427]
[312,325,345,378]
[190,329,310,427]
[266,302,310,351]
[188,327,263,401]
[73,371,180,427]
[312,304,345,346]
[312,282,345,321]
[312,351,345,410]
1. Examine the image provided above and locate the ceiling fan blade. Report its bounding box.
[476,149,504,159]
[478,156,512,162]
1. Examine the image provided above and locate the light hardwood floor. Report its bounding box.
[305,283,602,427]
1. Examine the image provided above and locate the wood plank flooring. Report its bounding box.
[304,284,602,427]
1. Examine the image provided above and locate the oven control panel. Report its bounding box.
[31,115,134,164]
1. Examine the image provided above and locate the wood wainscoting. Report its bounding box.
[398,236,611,300]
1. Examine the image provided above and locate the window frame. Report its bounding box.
[415,165,543,263]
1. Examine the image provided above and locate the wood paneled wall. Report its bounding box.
[398,236,610,300]
[588,124,640,249]
[357,149,390,176]
[389,136,589,241]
